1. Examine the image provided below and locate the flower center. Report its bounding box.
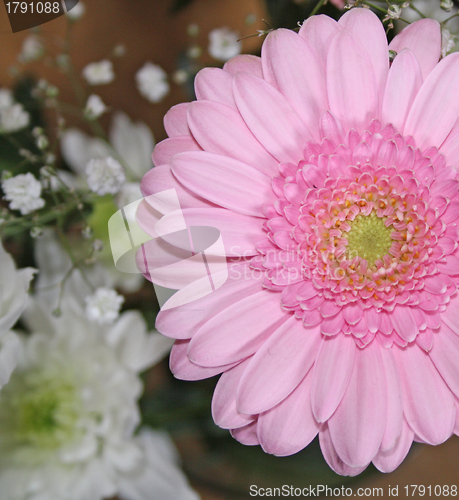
[0,370,82,457]
[346,212,393,267]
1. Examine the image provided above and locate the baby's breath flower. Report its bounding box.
[173,69,189,85]
[208,27,241,61]
[2,173,45,215]
[82,60,114,85]
[84,94,107,120]
[441,0,454,12]
[0,103,29,133]
[442,28,456,57]
[86,156,125,195]
[135,62,170,103]
[19,35,44,63]
[187,46,202,59]
[85,287,124,324]
[0,88,13,110]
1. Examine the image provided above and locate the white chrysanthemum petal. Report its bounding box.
[110,112,155,178]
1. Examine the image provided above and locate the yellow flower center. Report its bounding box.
[346,212,393,267]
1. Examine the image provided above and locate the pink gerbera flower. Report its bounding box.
[138,9,459,475]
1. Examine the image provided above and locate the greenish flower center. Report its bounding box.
[346,212,393,267]
[0,371,81,454]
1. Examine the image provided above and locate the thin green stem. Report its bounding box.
[442,12,459,24]
[409,4,426,18]
[310,0,327,17]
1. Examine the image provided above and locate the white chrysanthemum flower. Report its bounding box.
[109,112,155,179]
[0,297,193,500]
[85,287,125,324]
[442,28,456,57]
[2,173,45,215]
[84,94,107,120]
[66,1,85,20]
[0,242,35,388]
[135,62,170,103]
[116,182,142,210]
[86,157,125,195]
[19,35,44,63]
[208,27,241,61]
[0,88,13,110]
[82,60,114,85]
[62,113,154,181]
[0,103,30,133]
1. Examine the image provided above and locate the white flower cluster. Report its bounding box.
[2,172,45,215]
[85,156,126,195]
[84,94,107,120]
[85,287,125,324]
[0,88,29,134]
[135,62,170,103]
[82,60,115,85]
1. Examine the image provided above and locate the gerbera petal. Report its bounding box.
[140,165,213,209]
[440,117,459,169]
[154,207,265,257]
[187,100,278,175]
[328,339,387,467]
[327,29,379,132]
[195,67,236,108]
[231,421,259,445]
[372,420,415,473]
[223,54,263,77]
[381,49,423,133]
[429,323,459,399]
[212,358,255,429]
[257,369,320,456]
[388,19,441,80]
[152,136,201,167]
[262,29,327,142]
[442,294,459,335]
[319,425,368,477]
[233,72,312,163]
[298,15,341,63]
[163,103,190,137]
[188,291,289,367]
[156,268,262,339]
[170,340,237,380]
[379,346,403,452]
[338,8,389,98]
[311,335,356,422]
[171,151,275,217]
[388,306,418,343]
[393,344,456,445]
[237,318,321,414]
[404,53,459,149]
